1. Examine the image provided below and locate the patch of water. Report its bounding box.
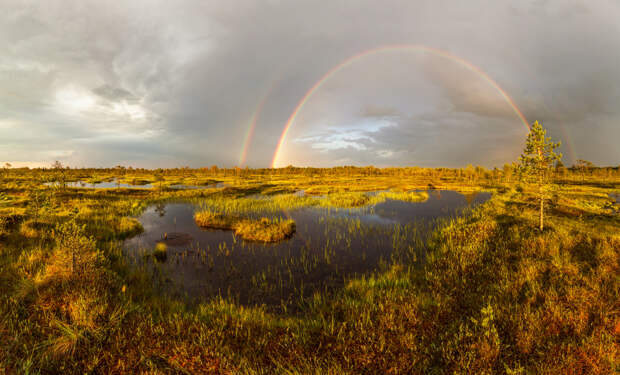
[124,190,490,312]
[45,179,152,189]
[44,179,228,190]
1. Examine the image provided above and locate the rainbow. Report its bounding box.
[238,84,276,167]
[271,44,531,168]
[238,98,262,167]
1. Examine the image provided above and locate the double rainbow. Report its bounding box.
[270,45,531,168]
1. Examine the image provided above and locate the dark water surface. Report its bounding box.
[46,180,154,189]
[44,179,227,190]
[124,190,490,311]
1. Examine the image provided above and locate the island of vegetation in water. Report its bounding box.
[194,210,296,243]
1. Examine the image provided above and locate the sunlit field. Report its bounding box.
[2,1,620,373]
[1,165,618,373]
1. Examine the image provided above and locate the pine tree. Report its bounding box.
[519,121,562,231]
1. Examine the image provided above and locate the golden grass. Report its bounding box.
[194,210,296,242]
[1,167,619,373]
[379,190,429,202]
[234,217,296,242]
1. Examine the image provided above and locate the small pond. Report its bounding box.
[124,190,490,312]
[44,179,227,190]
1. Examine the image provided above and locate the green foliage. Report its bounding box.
[519,121,562,230]
[53,219,99,278]
[519,121,562,179]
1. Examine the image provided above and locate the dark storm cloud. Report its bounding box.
[0,0,618,168]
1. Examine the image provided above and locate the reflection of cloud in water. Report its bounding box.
[123,190,491,312]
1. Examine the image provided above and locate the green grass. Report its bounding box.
[0,167,618,373]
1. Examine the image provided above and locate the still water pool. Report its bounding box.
[124,190,490,311]
[44,179,228,190]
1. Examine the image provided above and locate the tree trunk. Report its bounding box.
[539,191,544,231]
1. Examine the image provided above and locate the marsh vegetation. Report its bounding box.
[123,190,486,310]
[194,210,296,242]
[0,163,618,373]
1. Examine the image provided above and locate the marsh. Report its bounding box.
[124,190,490,310]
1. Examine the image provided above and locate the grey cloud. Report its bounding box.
[92,85,137,102]
[360,105,400,118]
[0,0,618,168]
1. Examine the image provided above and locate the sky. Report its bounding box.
[1,0,619,169]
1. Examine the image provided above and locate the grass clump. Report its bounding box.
[194,210,295,242]
[193,210,236,229]
[379,190,429,202]
[234,217,296,242]
[153,242,167,262]
[321,192,374,208]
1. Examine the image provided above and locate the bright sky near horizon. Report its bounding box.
[1,0,619,168]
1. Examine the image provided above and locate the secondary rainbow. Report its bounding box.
[238,97,263,167]
[238,83,276,167]
[271,44,531,168]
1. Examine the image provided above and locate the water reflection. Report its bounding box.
[44,179,227,190]
[124,190,490,311]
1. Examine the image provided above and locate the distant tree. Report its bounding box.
[555,159,567,178]
[115,165,126,176]
[154,170,165,192]
[574,159,595,181]
[465,164,475,183]
[28,176,50,221]
[52,160,67,189]
[502,163,513,182]
[1,163,10,183]
[519,121,562,231]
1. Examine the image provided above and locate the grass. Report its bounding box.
[379,190,429,202]
[0,167,618,373]
[195,210,296,242]
[194,210,238,230]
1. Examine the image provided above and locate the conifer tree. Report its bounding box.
[519,121,562,231]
